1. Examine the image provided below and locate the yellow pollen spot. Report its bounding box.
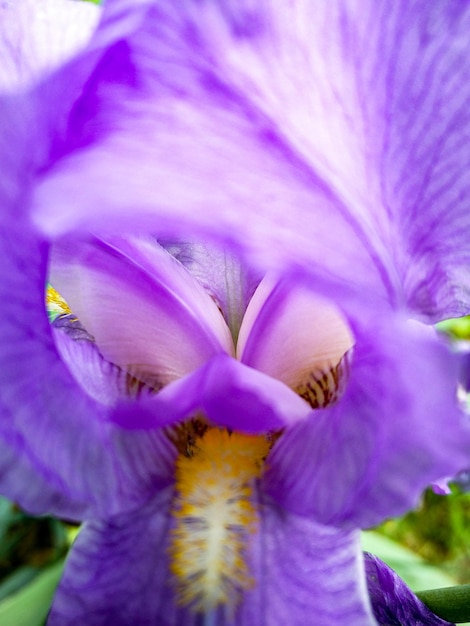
[169,428,269,614]
[46,285,72,319]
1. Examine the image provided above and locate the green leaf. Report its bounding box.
[0,567,40,602]
[0,560,64,626]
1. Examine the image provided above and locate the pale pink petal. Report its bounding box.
[50,236,234,387]
[237,274,354,402]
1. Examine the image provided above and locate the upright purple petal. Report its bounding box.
[30,1,396,305]
[159,240,261,338]
[27,1,470,319]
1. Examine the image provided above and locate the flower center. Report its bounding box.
[168,426,270,613]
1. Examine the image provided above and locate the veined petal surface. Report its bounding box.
[30,1,470,319]
[48,491,376,626]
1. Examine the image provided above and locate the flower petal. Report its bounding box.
[52,319,139,407]
[0,0,100,92]
[264,315,470,528]
[31,1,470,320]
[237,274,354,395]
[49,490,376,626]
[47,489,180,626]
[112,354,311,433]
[240,503,376,626]
[0,220,174,518]
[50,235,233,388]
[31,1,396,305]
[365,553,454,626]
[160,239,261,340]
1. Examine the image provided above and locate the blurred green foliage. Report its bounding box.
[375,488,470,584]
[0,498,68,587]
[0,497,72,623]
[0,561,64,626]
[437,316,470,340]
[362,530,457,590]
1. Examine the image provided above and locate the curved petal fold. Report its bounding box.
[0,220,174,519]
[112,354,311,434]
[264,316,470,528]
[52,321,141,407]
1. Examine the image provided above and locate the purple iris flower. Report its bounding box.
[1,1,470,625]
